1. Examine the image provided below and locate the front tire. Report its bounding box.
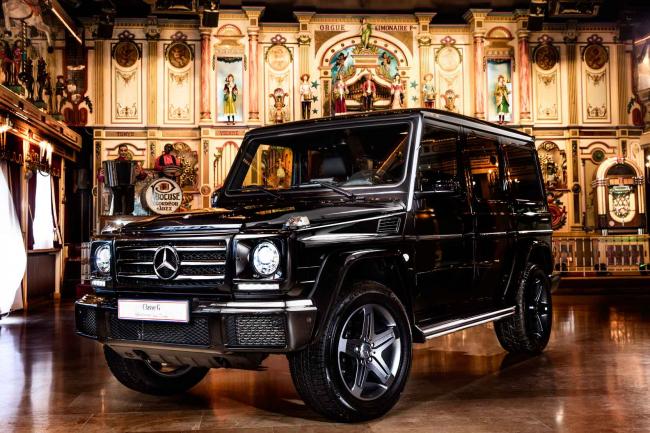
[289,281,412,422]
[104,346,209,396]
[495,264,553,354]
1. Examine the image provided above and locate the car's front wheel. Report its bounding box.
[104,346,209,395]
[289,281,412,422]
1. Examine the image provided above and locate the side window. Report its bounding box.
[503,143,544,203]
[417,124,459,192]
[463,133,504,202]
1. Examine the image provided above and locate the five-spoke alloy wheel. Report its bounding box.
[337,304,401,401]
[289,281,412,422]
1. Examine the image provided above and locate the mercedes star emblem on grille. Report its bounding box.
[152,246,180,280]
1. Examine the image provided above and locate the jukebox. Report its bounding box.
[592,157,646,234]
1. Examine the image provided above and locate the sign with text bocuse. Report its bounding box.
[144,178,183,214]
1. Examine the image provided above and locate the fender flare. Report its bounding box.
[307,248,416,342]
[502,239,553,303]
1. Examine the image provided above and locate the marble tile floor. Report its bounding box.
[1,295,650,433]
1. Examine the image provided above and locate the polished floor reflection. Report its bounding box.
[2,295,650,432]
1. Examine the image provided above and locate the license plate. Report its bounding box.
[118,299,189,323]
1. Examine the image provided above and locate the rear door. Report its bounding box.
[462,129,513,308]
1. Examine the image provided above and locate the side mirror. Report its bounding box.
[211,188,222,208]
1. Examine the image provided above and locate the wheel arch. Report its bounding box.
[503,239,554,304]
[308,249,417,343]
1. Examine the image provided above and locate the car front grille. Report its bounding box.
[224,314,288,348]
[108,314,210,346]
[115,237,228,289]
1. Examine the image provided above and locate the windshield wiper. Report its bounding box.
[238,185,284,200]
[305,180,356,200]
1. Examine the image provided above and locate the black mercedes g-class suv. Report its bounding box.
[76,109,557,422]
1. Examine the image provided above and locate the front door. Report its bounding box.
[462,130,513,309]
[412,121,473,325]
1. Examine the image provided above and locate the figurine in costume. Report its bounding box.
[422,73,436,109]
[390,74,405,109]
[360,73,376,112]
[333,75,348,114]
[155,143,181,179]
[494,74,510,125]
[299,74,312,119]
[223,73,238,125]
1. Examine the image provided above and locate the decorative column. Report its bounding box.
[244,7,265,123]
[617,42,631,125]
[464,9,490,120]
[294,12,315,77]
[415,13,436,83]
[145,17,160,126]
[516,11,532,123]
[564,23,579,125]
[93,40,104,125]
[199,28,212,121]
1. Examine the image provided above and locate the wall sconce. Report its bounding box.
[25,139,58,178]
[0,117,22,165]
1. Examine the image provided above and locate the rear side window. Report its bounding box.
[502,143,544,203]
[463,133,504,202]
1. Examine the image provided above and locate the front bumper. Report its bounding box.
[75,294,317,363]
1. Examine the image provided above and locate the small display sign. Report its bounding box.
[118,299,189,323]
[144,178,183,214]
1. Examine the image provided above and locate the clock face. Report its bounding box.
[534,44,559,71]
[436,46,461,72]
[584,44,608,70]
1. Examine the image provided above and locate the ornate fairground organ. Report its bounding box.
[592,157,646,234]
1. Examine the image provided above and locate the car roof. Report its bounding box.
[245,108,534,144]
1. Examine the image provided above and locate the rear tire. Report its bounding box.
[289,281,412,422]
[104,346,209,395]
[495,264,553,354]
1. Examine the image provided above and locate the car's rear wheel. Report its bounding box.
[289,281,412,422]
[104,346,209,395]
[495,263,553,354]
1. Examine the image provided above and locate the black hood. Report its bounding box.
[117,199,405,235]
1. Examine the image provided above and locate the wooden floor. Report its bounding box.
[1,295,649,432]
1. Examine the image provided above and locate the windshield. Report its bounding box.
[228,122,411,193]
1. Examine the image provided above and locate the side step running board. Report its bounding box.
[420,307,516,339]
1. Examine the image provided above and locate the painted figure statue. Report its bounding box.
[390,74,405,109]
[494,74,510,125]
[360,17,372,50]
[54,75,65,114]
[360,73,376,111]
[422,73,436,109]
[35,57,46,104]
[18,57,34,101]
[333,75,348,114]
[223,73,238,125]
[379,52,392,79]
[299,74,312,120]
[442,89,457,112]
[270,88,288,124]
[0,40,13,86]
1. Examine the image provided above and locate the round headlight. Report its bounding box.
[95,244,111,274]
[252,241,280,276]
